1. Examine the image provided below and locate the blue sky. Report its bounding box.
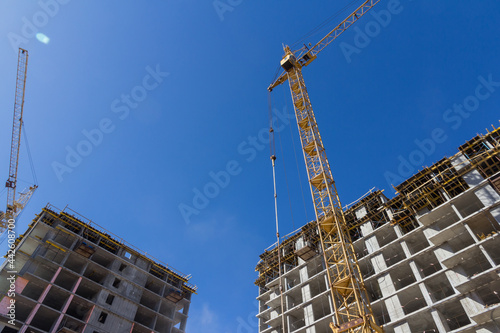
[1,1,500,332]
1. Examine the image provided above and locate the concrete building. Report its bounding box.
[256,125,500,332]
[0,205,196,333]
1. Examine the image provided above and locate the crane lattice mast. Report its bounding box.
[1,48,37,233]
[268,1,383,332]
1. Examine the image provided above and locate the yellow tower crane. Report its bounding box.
[0,48,37,234]
[268,1,383,332]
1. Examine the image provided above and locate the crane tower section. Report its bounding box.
[268,1,383,332]
[1,48,36,233]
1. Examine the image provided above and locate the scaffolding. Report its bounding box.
[255,192,391,288]
[13,204,197,294]
[344,190,392,241]
[256,124,500,288]
[389,125,500,226]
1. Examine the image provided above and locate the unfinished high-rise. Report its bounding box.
[256,125,500,332]
[0,205,196,333]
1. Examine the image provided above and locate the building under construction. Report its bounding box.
[256,125,500,332]
[0,205,196,333]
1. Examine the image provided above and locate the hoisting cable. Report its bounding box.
[268,91,287,333]
[275,118,296,231]
[282,85,309,221]
[271,65,282,90]
[22,121,38,185]
[290,0,360,49]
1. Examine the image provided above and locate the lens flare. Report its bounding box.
[36,33,50,44]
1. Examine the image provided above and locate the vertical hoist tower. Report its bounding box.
[268,1,383,332]
[1,48,37,233]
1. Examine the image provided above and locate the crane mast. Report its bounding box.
[268,1,382,332]
[1,48,37,233]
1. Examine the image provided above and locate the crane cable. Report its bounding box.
[290,0,360,49]
[272,0,360,86]
[22,121,38,186]
[275,115,296,231]
[268,91,287,333]
[282,85,310,222]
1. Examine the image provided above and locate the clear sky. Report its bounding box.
[1,1,500,332]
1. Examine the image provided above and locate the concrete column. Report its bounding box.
[267,289,280,324]
[325,275,333,314]
[490,206,500,224]
[306,326,317,333]
[286,314,296,333]
[450,204,464,220]
[258,297,268,332]
[431,309,449,333]
[385,207,395,221]
[81,305,96,333]
[59,241,75,267]
[463,169,484,186]
[400,240,412,258]
[365,235,379,254]
[378,273,395,297]
[433,243,455,262]
[299,266,308,284]
[50,276,83,332]
[418,283,433,305]
[423,226,440,240]
[285,294,294,310]
[371,254,387,274]
[409,261,422,281]
[445,267,468,287]
[355,206,368,220]
[393,322,410,333]
[450,154,476,185]
[460,292,485,316]
[450,153,469,171]
[180,301,190,331]
[269,288,278,303]
[270,307,279,321]
[302,284,312,302]
[303,302,315,328]
[384,295,405,322]
[475,185,500,206]
[393,224,404,238]
[296,237,307,266]
[20,267,62,333]
[285,272,297,291]
[406,308,444,332]
[479,245,496,268]
[463,223,479,242]
[440,188,451,201]
[360,221,373,237]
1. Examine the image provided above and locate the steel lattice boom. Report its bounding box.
[269,0,380,92]
[1,48,37,232]
[268,1,383,332]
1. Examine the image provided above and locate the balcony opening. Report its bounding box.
[98,312,108,324]
[438,302,470,330]
[112,278,121,288]
[413,252,442,278]
[106,294,115,305]
[425,274,455,302]
[391,263,416,291]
